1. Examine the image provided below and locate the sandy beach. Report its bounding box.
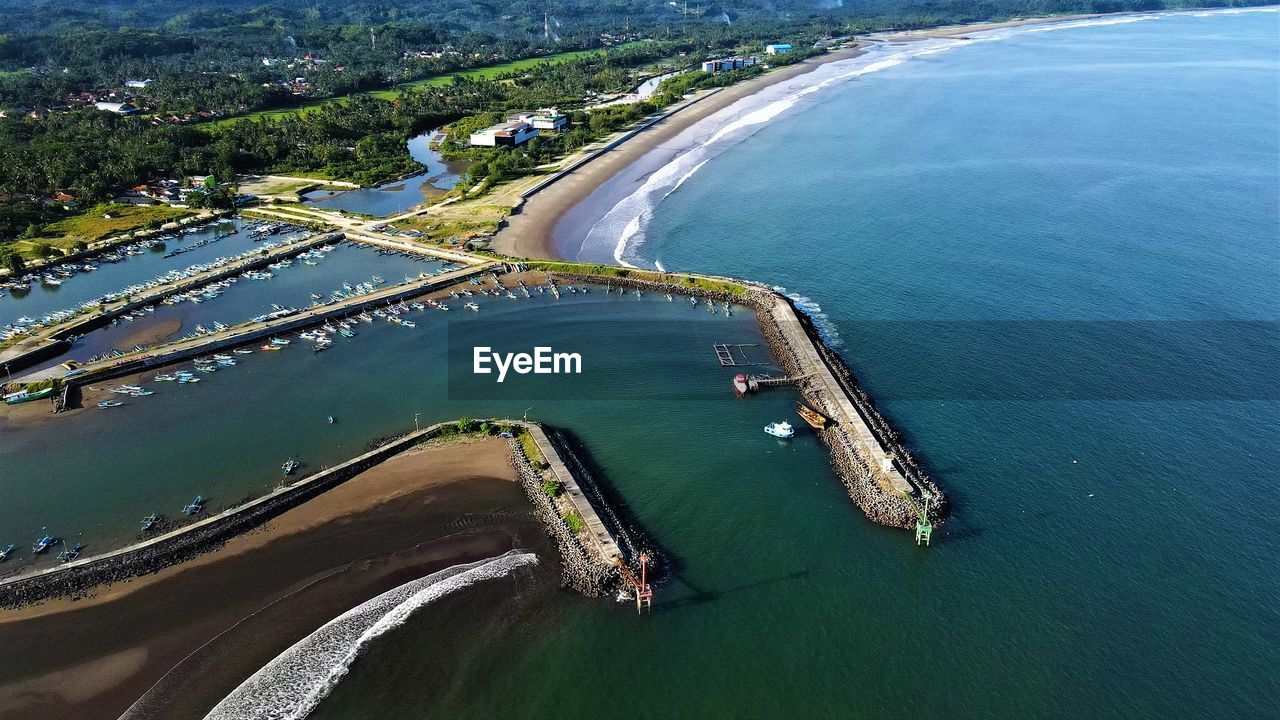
[491,11,1151,263]
[493,44,869,260]
[0,437,557,720]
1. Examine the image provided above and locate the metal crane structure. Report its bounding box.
[616,552,653,614]
[899,490,935,546]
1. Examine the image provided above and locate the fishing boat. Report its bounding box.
[795,402,829,429]
[0,544,14,561]
[58,543,83,563]
[400,320,416,328]
[213,354,233,361]
[270,337,290,345]
[129,390,155,397]
[234,348,254,355]
[182,496,204,515]
[32,534,55,554]
[465,302,480,311]
[327,416,336,424]
[140,514,159,532]
[154,374,176,382]
[3,387,53,405]
[733,373,751,398]
[281,459,300,475]
[764,421,795,439]
[261,344,282,351]
[97,400,124,408]
[177,376,201,383]
[666,294,674,302]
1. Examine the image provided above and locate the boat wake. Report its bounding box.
[204,550,538,720]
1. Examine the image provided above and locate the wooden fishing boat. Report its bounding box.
[795,402,829,429]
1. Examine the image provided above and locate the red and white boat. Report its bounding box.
[733,373,750,398]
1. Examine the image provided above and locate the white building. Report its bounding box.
[95,102,139,115]
[469,120,540,147]
[124,79,152,89]
[508,108,568,131]
[765,44,792,55]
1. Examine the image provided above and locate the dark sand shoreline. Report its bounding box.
[0,438,558,720]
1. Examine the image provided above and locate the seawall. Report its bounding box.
[542,269,947,531]
[1,231,343,376]
[0,419,630,608]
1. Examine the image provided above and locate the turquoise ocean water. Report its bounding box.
[0,9,1275,718]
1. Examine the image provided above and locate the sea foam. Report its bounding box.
[587,7,1270,268]
[589,40,965,268]
[204,550,538,720]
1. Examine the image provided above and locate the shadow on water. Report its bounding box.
[655,569,812,614]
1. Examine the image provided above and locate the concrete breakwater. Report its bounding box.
[508,434,619,597]
[545,269,947,532]
[23,260,496,386]
[0,231,343,376]
[546,428,667,583]
[0,420,631,609]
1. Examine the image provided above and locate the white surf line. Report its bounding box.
[204,550,538,720]
[591,6,1275,268]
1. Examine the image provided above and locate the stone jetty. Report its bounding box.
[543,267,948,532]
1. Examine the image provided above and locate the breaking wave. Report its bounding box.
[204,550,538,720]
[588,7,1263,268]
[590,40,969,268]
[775,287,843,348]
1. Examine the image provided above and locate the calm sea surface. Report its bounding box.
[0,9,1276,719]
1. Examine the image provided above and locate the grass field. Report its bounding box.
[211,43,647,127]
[10,204,193,258]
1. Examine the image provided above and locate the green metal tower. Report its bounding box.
[899,490,934,546]
[915,491,934,546]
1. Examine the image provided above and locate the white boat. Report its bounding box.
[764,421,795,439]
[465,302,480,311]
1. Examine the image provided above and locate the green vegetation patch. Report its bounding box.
[527,261,748,296]
[563,512,585,534]
[36,204,191,249]
[518,431,548,468]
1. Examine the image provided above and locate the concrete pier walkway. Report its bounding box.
[16,260,498,384]
[0,231,343,375]
[523,424,623,564]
